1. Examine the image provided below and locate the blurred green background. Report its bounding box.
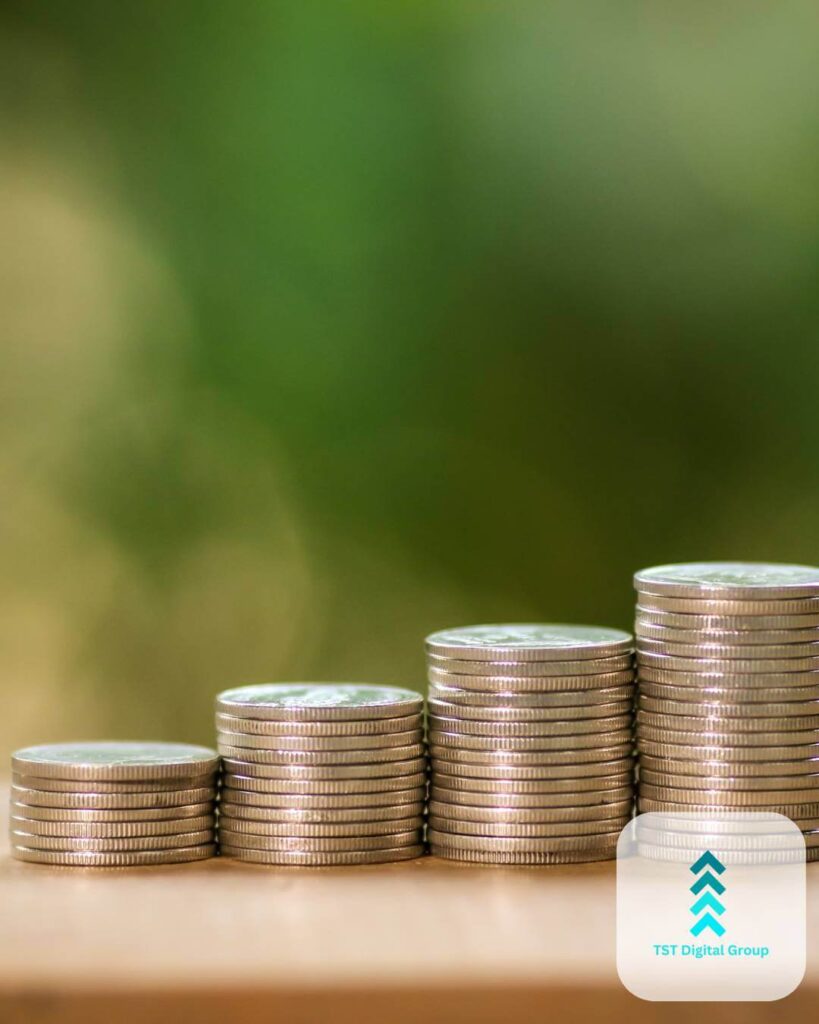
[2,1,818,759]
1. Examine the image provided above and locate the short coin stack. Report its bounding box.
[634,561,819,860]
[425,624,636,865]
[215,683,426,865]
[10,742,219,866]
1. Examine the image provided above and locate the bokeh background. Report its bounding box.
[2,1,818,760]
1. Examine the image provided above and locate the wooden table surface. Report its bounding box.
[1,783,817,1024]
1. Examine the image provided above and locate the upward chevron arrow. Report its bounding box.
[690,891,726,917]
[690,850,726,875]
[690,870,725,896]
[690,911,726,938]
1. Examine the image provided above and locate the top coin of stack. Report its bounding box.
[634,561,819,859]
[10,742,220,866]
[425,624,636,865]
[215,683,427,865]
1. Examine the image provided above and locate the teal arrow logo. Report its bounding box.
[690,870,725,896]
[690,911,726,938]
[689,850,727,937]
[690,850,726,876]
[690,891,726,917]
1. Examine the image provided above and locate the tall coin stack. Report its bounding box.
[10,742,219,866]
[634,562,819,860]
[215,684,426,865]
[424,625,636,865]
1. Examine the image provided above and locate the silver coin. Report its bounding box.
[624,824,816,854]
[635,805,787,822]
[636,609,819,631]
[218,802,425,824]
[430,772,632,794]
[217,829,421,851]
[637,651,819,673]
[637,637,819,660]
[11,844,216,866]
[9,800,215,823]
[427,741,634,765]
[427,655,634,679]
[429,662,634,690]
[428,845,615,864]
[638,796,819,818]
[636,739,819,761]
[637,754,819,778]
[635,843,810,865]
[429,728,632,752]
[10,785,217,809]
[427,816,629,838]
[426,657,631,679]
[634,802,818,827]
[219,788,426,810]
[637,665,819,686]
[222,771,427,794]
[10,829,214,852]
[428,698,632,722]
[636,710,819,733]
[10,773,216,794]
[431,783,633,809]
[220,756,426,780]
[636,594,819,615]
[638,634,818,659]
[11,742,219,781]
[214,712,423,736]
[432,756,633,780]
[429,795,634,815]
[432,786,634,811]
[429,675,636,698]
[631,817,818,840]
[638,782,819,806]
[426,827,620,853]
[651,819,818,835]
[425,624,633,661]
[638,769,819,792]
[638,696,819,718]
[216,815,421,837]
[636,723,819,747]
[430,743,633,766]
[635,621,819,646]
[215,728,422,751]
[638,679,819,702]
[217,743,425,765]
[9,814,216,838]
[215,683,423,721]
[634,562,819,599]
[219,844,424,865]
[629,812,817,833]
[430,796,633,819]
[429,789,633,812]
[428,713,632,737]
[427,797,632,820]
[428,682,634,707]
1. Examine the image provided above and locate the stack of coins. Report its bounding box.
[634,561,819,859]
[10,742,219,867]
[424,625,636,865]
[215,684,426,865]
